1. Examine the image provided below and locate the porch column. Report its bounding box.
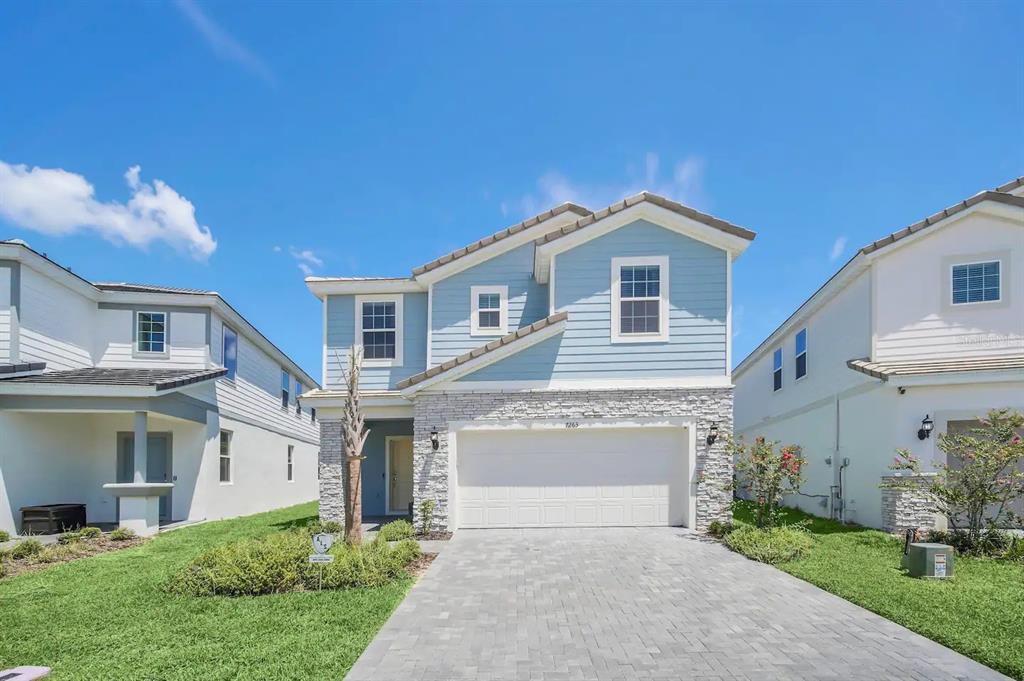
[133,411,148,484]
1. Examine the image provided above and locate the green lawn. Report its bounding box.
[0,502,411,680]
[733,502,1024,680]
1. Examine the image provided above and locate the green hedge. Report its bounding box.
[724,525,813,565]
[377,519,413,542]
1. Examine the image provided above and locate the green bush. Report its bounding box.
[0,529,10,543]
[57,531,81,545]
[36,544,84,563]
[925,529,1011,557]
[306,519,343,535]
[417,499,436,536]
[166,531,421,597]
[1003,538,1024,562]
[377,519,413,542]
[110,527,136,541]
[706,520,735,538]
[724,525,814,565]
[78,526,102,540]
[11,539,44,559]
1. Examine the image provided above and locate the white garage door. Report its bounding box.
[456,426,690,528]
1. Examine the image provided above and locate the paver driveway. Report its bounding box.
[347,528,1009,681]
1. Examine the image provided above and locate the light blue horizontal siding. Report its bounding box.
[431,242,548,366]
[458,219,727,382]
[325,293,428,391]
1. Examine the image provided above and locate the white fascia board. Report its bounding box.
[413,211,584,286]
[431,375,733,393]
[0,383,162,397]
[892,368,1024,388]
[400,319,568,397]
[0,244,100,300]
[98,290,218,308]
[305,278,425,299]
[300,390,411,408]
[535,203,753,284]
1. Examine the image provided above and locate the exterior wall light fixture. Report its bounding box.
[917,415,934,441]
[430,427,440,451]
[706,422,719,446]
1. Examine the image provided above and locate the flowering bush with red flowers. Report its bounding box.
[730,436,806,528]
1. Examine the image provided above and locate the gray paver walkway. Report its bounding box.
[346,527,1009,681]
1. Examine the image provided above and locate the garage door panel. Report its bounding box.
[456,427,689,529]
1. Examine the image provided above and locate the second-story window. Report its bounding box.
[281,370,290,409]
[295,380,302,415]
[795,328,807,380]
[773,348,783,392]
[952,261,1000,304]
[136,311,167,354]
[222,325,238,381]
[611,256,669,343]
[355,295,403,366]
[470,285,508,336]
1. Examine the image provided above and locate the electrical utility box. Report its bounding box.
[903,543,954,579]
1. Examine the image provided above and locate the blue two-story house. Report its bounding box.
[304,193,755,531]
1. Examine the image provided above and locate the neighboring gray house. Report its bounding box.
[303,193,755,531]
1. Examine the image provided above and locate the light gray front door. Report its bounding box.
[117,433,173,522]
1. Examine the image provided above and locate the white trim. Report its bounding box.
[469,285,508,336]
[948,258,1003,307]
[548,256,556,315]
[384,435,413,515]
[426,282,434,367]
[725,252,732,377]
[135,309,169,357]
[306,278,424,298]
[892,368,1024,388]
[535,202,751,283]
[354,294,404,367]
[400,318,568,396]
[430,375,733,393]
[610,255,670,344]
[321,297,328,386]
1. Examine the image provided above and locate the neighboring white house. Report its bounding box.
[0,240,320,537]
[734,178,1024,531]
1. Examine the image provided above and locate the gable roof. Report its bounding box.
[397,311,568,393]
[535,192,756,247]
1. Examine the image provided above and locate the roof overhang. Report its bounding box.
[534,201,754,284]
[305,278,426,300]
[0,368,227,398]
[846,356,1024,388]
[299,389,413,419]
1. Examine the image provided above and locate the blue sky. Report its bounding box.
[1,1,1021,379]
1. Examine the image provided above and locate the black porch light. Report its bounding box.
[706,422,719,446]
[430,427,440,451]
[917,415,934,441]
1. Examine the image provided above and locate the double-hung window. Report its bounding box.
[355,295,404,366]
[219,431,232,483]
[287,445,294,482]
[952,261,1000,305]
[794,328,807,380]
[295,381,302,415]
[611,256,669,343]
[136,311,167,355]
[222,325,238,381]
[470,285,508,336]
[281,370,291,409]
[772,348,783,392]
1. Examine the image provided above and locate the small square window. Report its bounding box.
[470,286,508,336]
[952,261,1000,304]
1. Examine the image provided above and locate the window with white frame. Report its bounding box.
[355,295,403,366]
[470,285,508,336]
[219,431,232,483]
[611,256,669,343]
[281,370,290,409]
[794,328,807,380]
[222,325,238,381]
[952,261,1000,305]
[136,311,167,354]
[287,445,294,482]
[772,348,783,392]
[295,380,302,415]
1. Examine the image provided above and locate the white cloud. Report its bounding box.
[173,0,276,85]
[829,236,848,262]
[288,247,324,276]
[0,160,217,261]
[513,153,708,217]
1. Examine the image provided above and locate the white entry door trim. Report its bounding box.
[447,417,697,532]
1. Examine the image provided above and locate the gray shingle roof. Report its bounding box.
[396,312,568,390]
[535,192,756,247]
[0,361,46,374]
[0,367,227,391]
[93,282,215,295]
[412,204,591,276]
[847,356,1024,380]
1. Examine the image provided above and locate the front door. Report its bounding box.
[117,433,173,522]
[387,437,413,515]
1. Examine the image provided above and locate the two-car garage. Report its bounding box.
[453,419,695,530]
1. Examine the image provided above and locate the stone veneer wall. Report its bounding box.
[318,419,345,523]
[411,388,734,532]
[880,472,940,534]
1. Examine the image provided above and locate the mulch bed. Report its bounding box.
[0,536,146,580]
[406,553,436,579]
[415,531,452,541]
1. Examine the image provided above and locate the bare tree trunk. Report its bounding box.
[342,348,368,545]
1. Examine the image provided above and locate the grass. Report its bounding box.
[0,502,412,680]
[733,501,1024,680]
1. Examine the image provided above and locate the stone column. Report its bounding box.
[318,419,345,524]
[880,472,943,534]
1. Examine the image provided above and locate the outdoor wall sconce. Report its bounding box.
[430,427,440,451]
[917,415,934,440]
[706,422,719,446]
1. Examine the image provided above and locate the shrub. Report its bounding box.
[926,528,1012,558]
[36,544,84,563]
[306,519,343,535]
[377,519,413,542]
[417,499,436,536]
[730,437,806,528]
[78,526,102,540]
[57,532,81,545]
[11,539,44,559]
[110,527,136,541]
[706,520,735,538]
[0,529,10,543]
[725,525,814,565]
[1003,538,1024,562]
[166,531,421,597]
